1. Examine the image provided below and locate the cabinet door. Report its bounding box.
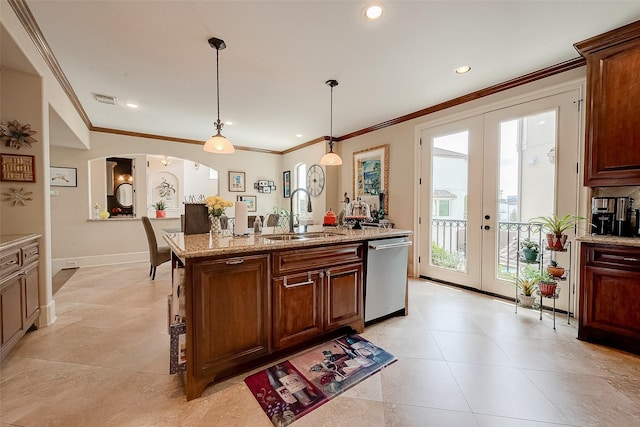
[1,274,23,347]
[191,254,270,375]
[23,263,39,324]
[577,22,640,186]
[324,263,363,332]
[273,271,323,350]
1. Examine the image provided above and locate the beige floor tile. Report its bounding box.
[2,269,640,427]
[448,362,568,424]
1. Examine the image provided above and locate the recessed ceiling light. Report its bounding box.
[225,121,233,125]
[455,65,471,74]
[125,103,139,109]
[296,134,303,138]
[363,4,384,21]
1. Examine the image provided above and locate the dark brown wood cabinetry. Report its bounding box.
[272,243,364,350]
[0,237,40,362]
[180,242,365,400]
[579,243,640,354]
[575,20,640,186]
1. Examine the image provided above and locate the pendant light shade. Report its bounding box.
[204,37,235,154]
[320,79,342,166]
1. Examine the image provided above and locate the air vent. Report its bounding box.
[94,93,118,105]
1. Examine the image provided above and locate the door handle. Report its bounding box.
[483,225,493,230]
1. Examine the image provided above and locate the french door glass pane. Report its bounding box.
[497,109,557,279]
[431,131,468,272]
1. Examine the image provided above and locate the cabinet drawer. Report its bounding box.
[21,243,39,265]
[0,249,21,280]
[273,243,363,275]
[585,244,640,271]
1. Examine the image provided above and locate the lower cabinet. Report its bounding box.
[0,238,40,362]
[186,253,270,399]
[182,242,365,400]
[579,243,640,355]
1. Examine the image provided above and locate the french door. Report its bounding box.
[419,89,581,304]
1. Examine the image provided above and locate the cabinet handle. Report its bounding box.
[623,257,639,262]
[284,280,314,289]
[3,259,17,266]
[225,259,244,265]
[28,250,38,256]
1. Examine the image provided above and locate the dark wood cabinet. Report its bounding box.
[324,263,363,332]
[0,237,40,362]
[579,243,640,354]
[185,253,269,400]
[272,271,323,349]
[575,20,640,186]
[272,243,364,350]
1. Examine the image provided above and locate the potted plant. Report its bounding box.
[537,270,558,297]
[528,213,590,250]
[514,264,539,308]
[519,238,540,262]
[547,259,565,278]
[153,200,166,218]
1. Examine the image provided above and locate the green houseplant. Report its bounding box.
[537,270,558,297]
[528,213,589,250]
[519,238,540,262]
[152,200,166,218]
[514,264,539,308]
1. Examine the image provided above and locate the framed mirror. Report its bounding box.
[115,183,133,208]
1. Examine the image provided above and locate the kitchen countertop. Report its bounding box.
[576,234,640,247]
[0,234,41,251]
[163,226,412,259]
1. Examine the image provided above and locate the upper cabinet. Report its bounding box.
[575,20,640,187]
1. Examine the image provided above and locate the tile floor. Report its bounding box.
[1,262,639,426]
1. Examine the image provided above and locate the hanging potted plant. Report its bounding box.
[537,270,558,297]
[547,259,565,278]
[152,200,166,218]
[514,264,539,308]
[519,238,540,262]
[528,214,590,250]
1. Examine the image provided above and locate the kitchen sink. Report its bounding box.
[264,232,342,241]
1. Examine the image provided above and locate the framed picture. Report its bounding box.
[263,186,271,194]
[268,180,274,186]
[258,180,268,187]
[50,166,77,187]
[237,195,257,212]
[283,170,291,198]
[353,144,390,214]
[228,171,245,192]
[1,154,36,183]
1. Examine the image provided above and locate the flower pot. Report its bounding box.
[546,233,567,250]
[522,248,539,262]
[547,265,565,278]
[538,282,558,297]
[156,209,166,218]
[518,294,536,308]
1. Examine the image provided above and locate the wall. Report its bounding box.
[49,131,283,272]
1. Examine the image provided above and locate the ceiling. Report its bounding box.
[11,1,640,152]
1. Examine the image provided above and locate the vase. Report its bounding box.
[210,216,222,234]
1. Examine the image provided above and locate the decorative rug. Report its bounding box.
[244,334,396,426]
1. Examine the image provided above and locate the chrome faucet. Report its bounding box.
[289,188,311,233]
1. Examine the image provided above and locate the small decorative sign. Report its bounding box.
[0,154,36,183]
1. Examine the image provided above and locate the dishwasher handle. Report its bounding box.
[369,240,412,250]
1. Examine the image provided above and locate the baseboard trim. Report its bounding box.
[52,252,148,276]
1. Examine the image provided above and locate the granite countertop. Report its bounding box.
[576,234,640,247]
[163,226,413,259]
[0,234,41,251]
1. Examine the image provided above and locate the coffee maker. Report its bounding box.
[614,197,633,237]
[591,197,616,235]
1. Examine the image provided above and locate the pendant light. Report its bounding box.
[320,79,342,166]
[203,37,235,154]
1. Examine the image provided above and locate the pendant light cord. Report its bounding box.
[329,83,333,150]
[216,47,221,127]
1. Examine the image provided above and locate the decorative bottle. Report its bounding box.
[273,364,313,407]
[267,367,297,405]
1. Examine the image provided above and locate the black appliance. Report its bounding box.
[614,197,633,237]
[591,197,616,235]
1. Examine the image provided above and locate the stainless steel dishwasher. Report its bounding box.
[365,236,412,323]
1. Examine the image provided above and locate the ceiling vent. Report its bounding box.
[94,93,118,105]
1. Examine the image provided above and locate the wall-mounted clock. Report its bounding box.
[306,164,325,197]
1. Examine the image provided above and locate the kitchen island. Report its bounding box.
[163,226,411,400]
